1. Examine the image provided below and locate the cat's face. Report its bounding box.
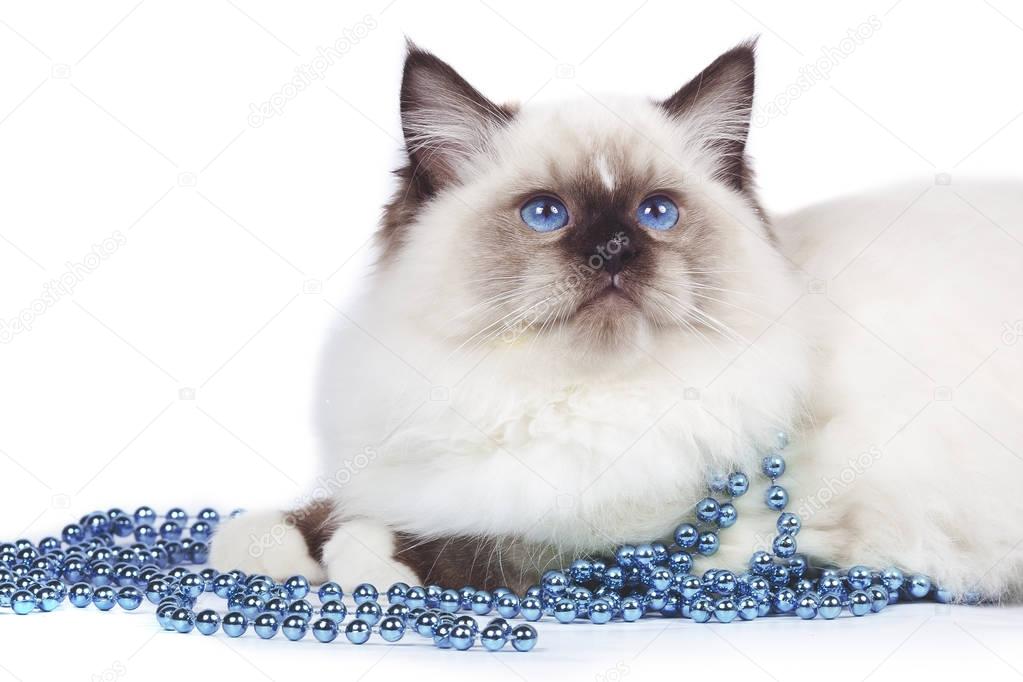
[377,43,790,359]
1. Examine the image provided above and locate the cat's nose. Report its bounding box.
[599,237,638,276]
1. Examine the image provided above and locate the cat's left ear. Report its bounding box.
[660,41,756,191]
[400,43,513,191]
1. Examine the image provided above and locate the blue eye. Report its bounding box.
[636,195,680,230]
[520,195,569,232]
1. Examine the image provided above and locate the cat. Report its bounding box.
[210,41,1023,600]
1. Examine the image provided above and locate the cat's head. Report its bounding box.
[375,41,792,359]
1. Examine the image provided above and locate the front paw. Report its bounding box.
[322,518,420,589]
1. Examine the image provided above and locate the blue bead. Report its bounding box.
[795,594,819,619]
[695,497,720,523]
[116,586,143,610]
[668,551,693,575]
[761,455,786,479]
[345,619,371,644]
[689,598,713,623]
[697,531,719,556]
[471,590,493,615]
[167,508,188,524]
[569,559,593,583]
[11,590,36,615]
[621,596,644,622]
[92,586,116,611]
[378,615,405,642]
[171,608,195,633]
[386,581,409,604]
[450,624,475,650]
[355,601,382,626]
[765,485,788,511]
[317,581,343,602]
[727,473,749,497]
[717,503,738,528]
[882,567,904,592]
[496,593,521,618]
[432,621,453,648]
[480,624,507,651]
[438,588,461,613]
[713,598,738,623]
[222,611,248,637]
[772,533,797,558]
[311,617,337,642]
[845,565,872,590]
[679,576,702,599]
[674,523,699,549]
[198,508,220,525]
[352,583,378,604]
[254,612,280,639]
[195,609,221,635]
[511,624,538,652]
[320,599,347,623]
[405,586,427,609]
[849,590,871,616]
[602,566,624,590]
[542,570,569,596]
[553,598,577,623]
[738,596,759,620]
[589,599,612,624]
[415,612,440,636]
[520,596,543,621]
[907,574,931,599]
[817,594,841,619]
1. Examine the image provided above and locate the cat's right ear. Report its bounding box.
[400,42,513,191]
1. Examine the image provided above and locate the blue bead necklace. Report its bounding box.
[0,433,960,651]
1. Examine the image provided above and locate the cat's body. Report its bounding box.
[210,44,1023,600]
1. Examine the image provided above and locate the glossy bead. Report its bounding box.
[589,599,612,624]
[471,590,493,615]
[438,588,461,613]
[818,594,842,619]
[674,523,699,549]
[773,588,797,613]
[621,596,644,622]
[253,612,280,639]
[386,581,409,604]
[713,598,738,623]
[541,570,569,596]
[404,586,427,609]
[480,624,507,651]
[378,615,405,642]
[222,611,248,637]
[432,621,453,648]
[689,598,713,623]
[284,575,310,599]
[511,624,538,652]
[520,596,543,621]
[345,619,371,644]
[761,455,786,479]
[907,574,931,599]
[849,590,871,616]
[195,609,221,635]
[415,611,440,637]
[11,590,36,615]
[717,503,738,528]
[92,586,116,611]
[795,594,819,620]
[317,581,343,602]
[355,600,382,626]
[450,624,475,650]
[727,473,749,497]
[695,497,720,523]
[772,533,797,558]
[697,531,719,556]
[116,586,143,610]
[320,599,347,624]
[738,596,759,621]
[553,598,577,623]
[496,593,521,618]
[171,608,195,633]
[311,617,337,643]
[352,583,378,605]
[882,567,904,592]
[765,485,788,511]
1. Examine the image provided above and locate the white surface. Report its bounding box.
[2,602,1023,681]
[3,0,1023,679]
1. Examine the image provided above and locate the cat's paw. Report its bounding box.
[322,518,420,589]
[209,509,325,582]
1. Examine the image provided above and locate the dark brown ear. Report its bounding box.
[400,43,513,192]
[661,41,756,191]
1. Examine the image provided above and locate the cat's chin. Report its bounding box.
[564,291,646,351]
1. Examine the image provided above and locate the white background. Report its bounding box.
[2,1,1023,680]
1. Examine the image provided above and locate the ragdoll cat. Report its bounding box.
[210,42,1023,599]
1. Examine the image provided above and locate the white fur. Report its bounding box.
[208,510,325,582]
